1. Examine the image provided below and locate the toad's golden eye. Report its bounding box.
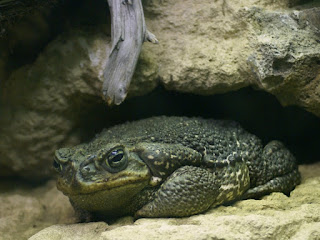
[105,148,128,172]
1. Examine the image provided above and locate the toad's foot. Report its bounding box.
[242,169,301,199]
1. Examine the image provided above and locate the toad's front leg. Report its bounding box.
[136,159,250,218]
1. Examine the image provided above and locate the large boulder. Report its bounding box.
[0,180,75,240]
[143,1,320,116]
[0,29,110,178]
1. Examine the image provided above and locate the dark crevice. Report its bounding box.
[77,86,320,165]
[1,0,110,82]
[272,57,293,74]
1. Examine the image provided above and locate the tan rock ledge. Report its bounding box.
[1,162,318,240]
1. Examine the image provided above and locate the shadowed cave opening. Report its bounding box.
[78,86,320,165]
[1,0,110,75]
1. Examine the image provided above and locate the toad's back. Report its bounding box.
[88,116,298,190]
[91,116,259,158]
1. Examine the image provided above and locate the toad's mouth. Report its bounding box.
[56,172,151,196]
[60,180,152,216]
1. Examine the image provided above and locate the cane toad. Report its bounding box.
[54,116,300,219]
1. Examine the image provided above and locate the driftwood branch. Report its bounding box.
[103,0,157,105]
[0,0,156,105]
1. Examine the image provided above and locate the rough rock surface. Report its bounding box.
[142,0,320,115]
[1,0,320,178]
[0,162,316,240]
[0,29,110,178]
[0,180,75,240]
[247,7,320,116]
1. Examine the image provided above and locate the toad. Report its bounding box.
[54,116,300,219]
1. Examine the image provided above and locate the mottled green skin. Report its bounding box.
[54,116,301,219]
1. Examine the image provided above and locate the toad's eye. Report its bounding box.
[105,148,128,172]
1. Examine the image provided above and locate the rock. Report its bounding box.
[25,162,320,240]
[143,1,320,117]
[0,180,75,240]
[29,222,108,240]
[247,7,320,116]
[0,28,110,178]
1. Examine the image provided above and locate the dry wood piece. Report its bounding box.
[103,0,158,105]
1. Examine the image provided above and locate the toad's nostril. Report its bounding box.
[53,157,62,172]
